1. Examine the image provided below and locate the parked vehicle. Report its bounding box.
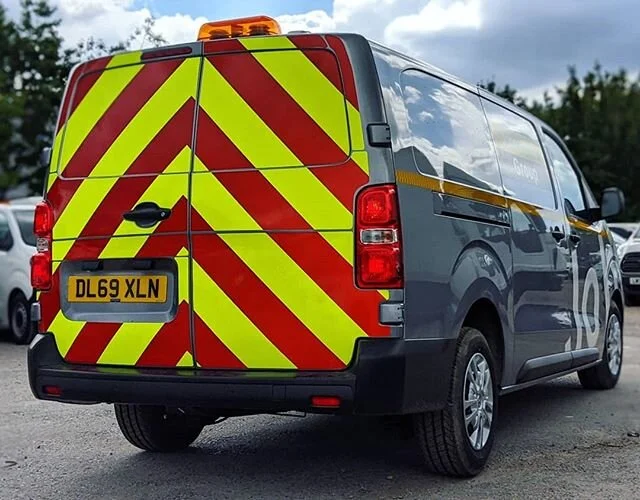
[608,222,638,242]
[28,15,626,477]
[0,203,37,343]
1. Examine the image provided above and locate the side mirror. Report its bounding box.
[600,187,625,220]
[39,147,51,168]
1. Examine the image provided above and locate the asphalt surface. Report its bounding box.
[1,312,639,500]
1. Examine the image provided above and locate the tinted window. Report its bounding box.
[0,212,13,251]
[13,209,36,246]
[483,100,555,208]
[400,70,502,193]
[542,134,586,214]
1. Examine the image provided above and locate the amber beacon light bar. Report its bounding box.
[197,15,282,41]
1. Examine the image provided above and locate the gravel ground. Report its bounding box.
[1,310,639,499]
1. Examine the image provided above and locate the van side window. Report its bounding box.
[542,134,587,215]
[400,69,502,193]
[0,213,13,251]
[483,100,555,209]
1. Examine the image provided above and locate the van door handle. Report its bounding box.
[550,228,565,242]
[569,232,581,245]
[123,202,172,228]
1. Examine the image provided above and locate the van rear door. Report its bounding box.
[189,35,389,371]
[40,46,200,368]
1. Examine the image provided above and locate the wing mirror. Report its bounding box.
[39,147,51,168]
[600,187,625,221]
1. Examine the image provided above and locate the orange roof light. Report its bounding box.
[197,15,281,41]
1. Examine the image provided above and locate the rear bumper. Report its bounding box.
[28,333,456,416]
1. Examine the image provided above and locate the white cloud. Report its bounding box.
[385,0,482,42]
[5,0,638,97]
[277,10,336,33]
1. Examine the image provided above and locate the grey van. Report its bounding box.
[28,19,625,478]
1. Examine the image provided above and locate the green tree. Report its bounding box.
[482,65,640,220]
[0,0,166,198]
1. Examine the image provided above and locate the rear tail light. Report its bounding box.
[32,200,54,291]
[31,252,52,290]
[355,184,403,289]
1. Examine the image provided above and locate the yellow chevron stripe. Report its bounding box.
[191,165,365,363]
[177,351,194,367]
[240,36,367,171]
[198,64,353,262]
[56,52,143,173]
[98,149,190,259]
[53,58,199,251]
[50,313,85,357]
[97,322,162,365]
[192,259,295,369]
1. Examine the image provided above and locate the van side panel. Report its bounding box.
[371,45,514,386]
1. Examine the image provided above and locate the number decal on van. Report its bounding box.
[567,231,612,351]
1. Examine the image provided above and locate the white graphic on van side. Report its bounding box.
[511,157,540,185]
[567,230,608,351]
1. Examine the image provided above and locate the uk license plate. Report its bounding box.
[67,275,168,303]
[630,277,640,285]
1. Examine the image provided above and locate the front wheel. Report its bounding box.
[578,303,623,390]
[414,327,499,477]
[115,404,204,452]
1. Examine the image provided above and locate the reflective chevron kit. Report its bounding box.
[28,16,452,417]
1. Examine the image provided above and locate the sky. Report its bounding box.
[3,0,639,100]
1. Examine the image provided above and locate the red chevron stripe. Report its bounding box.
[48,58,184,222]
[191,210,345,370]
[196,113,388,337]
[289,35,359,110]
[326,35,360,110]
[56,56,112,131]
[193,314,245,369]
[206,47,367,211]
[65,323,121,364]
[136,302,192,368]
[39,271,60,332]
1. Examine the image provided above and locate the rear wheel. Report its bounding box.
[9,292,32,345]
[414,327,498,477]
[578,303,623,390]
[115,404,204,452]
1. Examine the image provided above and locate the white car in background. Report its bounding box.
[0,202,37,343]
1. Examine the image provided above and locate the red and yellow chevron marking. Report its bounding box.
[40,35,391,371]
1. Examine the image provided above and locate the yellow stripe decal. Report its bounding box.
[97,323,162,365]
[53,59,199,250]
[191,164,365,362]
[192,259,295,369]
[177,351,194,367]
[57,53,144,173]
[49,313,85,357]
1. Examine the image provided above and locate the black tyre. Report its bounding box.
[9,292,32,345]
[578,303,623,390]
[414,327,499,477]
[114,404,204,452]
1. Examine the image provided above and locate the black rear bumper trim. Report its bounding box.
[29,333,456,416]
